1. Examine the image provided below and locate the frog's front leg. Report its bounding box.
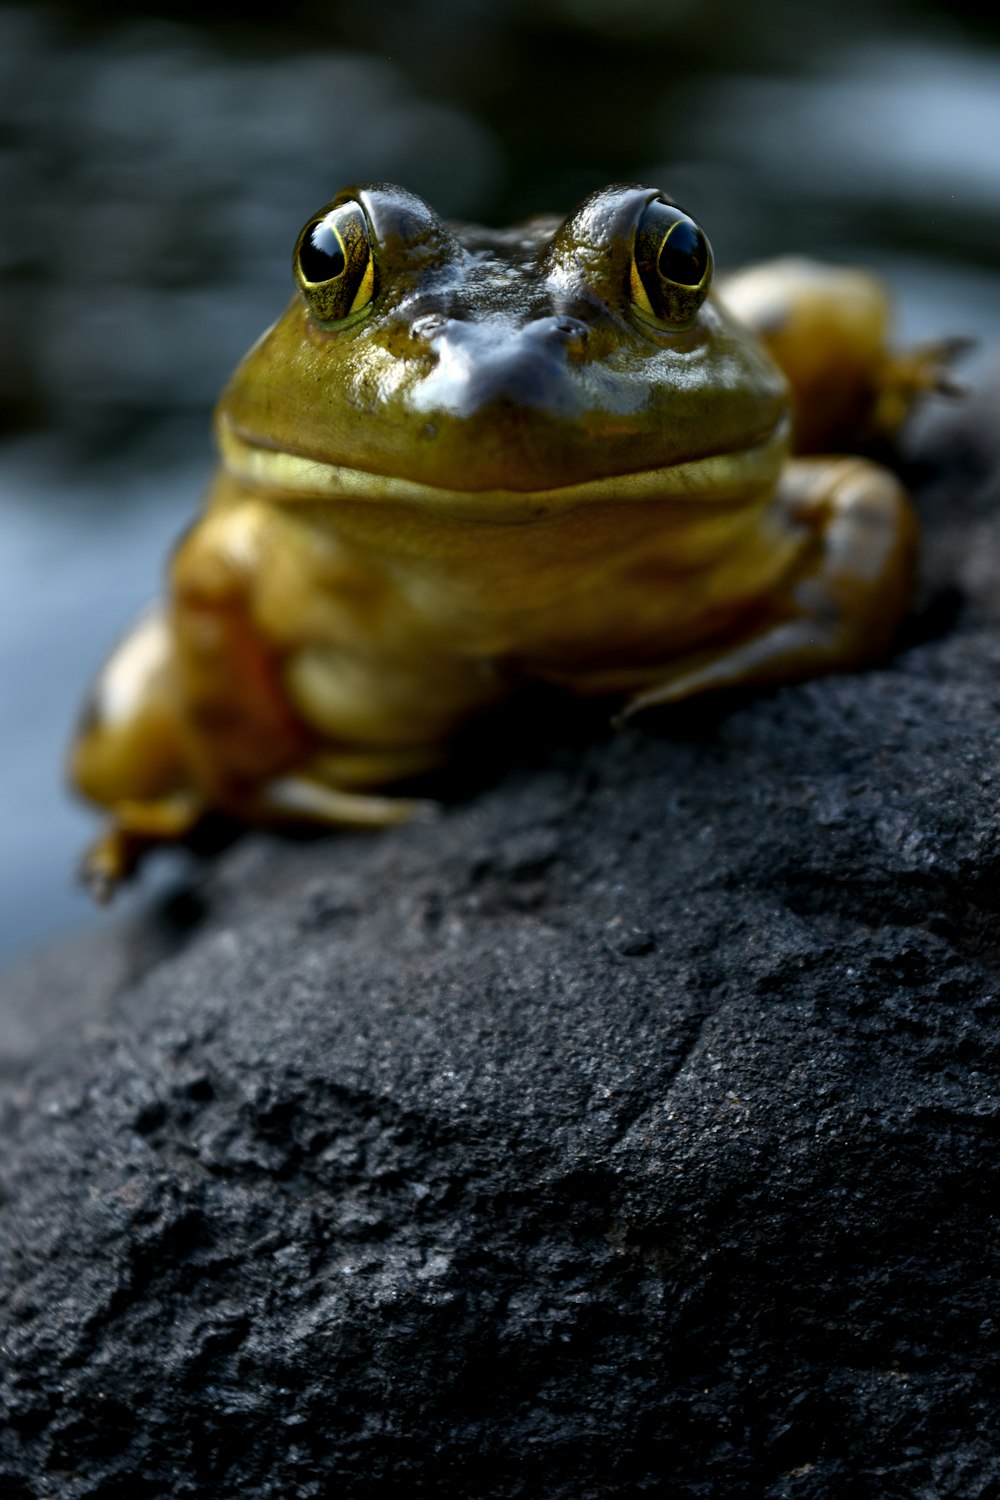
[72,494,429,896]
[717,258,965,453]
[621,457,917,719]
[70,497,313,896]
[170,497,443,828]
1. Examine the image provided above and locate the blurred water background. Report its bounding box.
[1,0,998,967]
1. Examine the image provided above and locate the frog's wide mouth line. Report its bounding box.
[219,414,790,523]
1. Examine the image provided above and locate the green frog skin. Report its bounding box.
[70,181,954,894]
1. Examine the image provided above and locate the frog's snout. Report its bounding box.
[410,314,591,419]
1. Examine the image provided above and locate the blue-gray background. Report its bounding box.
[1,0,998,967]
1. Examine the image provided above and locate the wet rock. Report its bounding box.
[1,375,999,1497]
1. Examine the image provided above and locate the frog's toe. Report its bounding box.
[79,793,204,901]
[255,775,437,829]
[873,335,973,436]
[79,828,134,903]
[617,618,836,720]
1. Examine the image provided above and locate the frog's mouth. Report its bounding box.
[219,413,790,524]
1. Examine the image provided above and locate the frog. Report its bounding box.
[70,181,958,896]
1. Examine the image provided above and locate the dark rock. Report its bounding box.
[1,372,999,1498]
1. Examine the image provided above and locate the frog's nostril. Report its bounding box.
[550,317,589,359]
[553,317,587,340]
[411,313,448,342]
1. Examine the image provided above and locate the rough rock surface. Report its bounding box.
[1,375,999,1499]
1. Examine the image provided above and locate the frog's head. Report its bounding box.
[217,183,790,517]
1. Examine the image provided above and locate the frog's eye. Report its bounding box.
[294,201,375,324]
[630,198,713,327]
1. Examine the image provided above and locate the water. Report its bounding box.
[1,0,999,966]
[0,435,206,957]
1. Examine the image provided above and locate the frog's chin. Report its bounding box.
[218,413,790,524]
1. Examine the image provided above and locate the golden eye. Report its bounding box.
[294,201,375,324]
[630,198,713,327]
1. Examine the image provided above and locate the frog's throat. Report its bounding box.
[218,414,791,524]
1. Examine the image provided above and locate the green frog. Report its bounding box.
[70,182,955,894]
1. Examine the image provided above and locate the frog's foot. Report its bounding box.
[717,258,969,452]
[620,455,917,720]
[247,743,444,828]
[253,775,436,829]
[80,774,434,901]
[80,793,205,902]
[872,335,972,438]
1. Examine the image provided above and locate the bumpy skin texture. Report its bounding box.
[2,371,998,1500]
[69,182,949,893]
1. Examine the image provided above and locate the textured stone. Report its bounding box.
[1,374,998,1498]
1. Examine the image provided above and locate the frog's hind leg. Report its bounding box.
[70,603,206,898]
[717,258,966,452]
[621,456,917,719]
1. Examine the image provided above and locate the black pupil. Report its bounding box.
[658,219,707,286]
[299,219,346,283]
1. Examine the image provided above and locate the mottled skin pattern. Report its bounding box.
[70,182,955,894]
